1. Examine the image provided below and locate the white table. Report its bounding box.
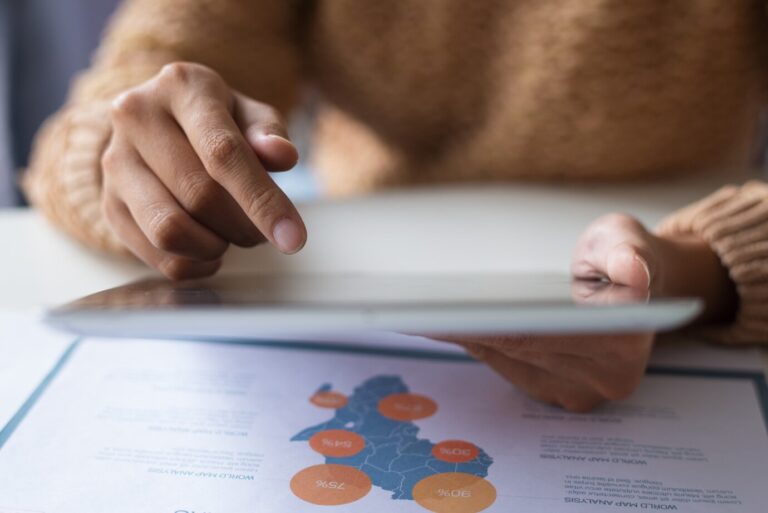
[2,179,766,372]
[0,171,753,306]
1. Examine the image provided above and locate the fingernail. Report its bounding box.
[635,255,652,290]
[272,218,305,254]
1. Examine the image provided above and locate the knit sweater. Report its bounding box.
[23,0,768,343]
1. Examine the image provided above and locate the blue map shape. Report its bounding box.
[291,375,493,500]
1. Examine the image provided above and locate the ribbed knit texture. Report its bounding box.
[22,0,768,343]
[658,182,768,343]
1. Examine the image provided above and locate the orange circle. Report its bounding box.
[412,472,496,513]
[378,393,438,421]
[309,430,366,458]
[432,440,480,463]
[310,391,348,409]
[290,464,372,506]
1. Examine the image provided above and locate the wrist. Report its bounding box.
[654,233,737,325]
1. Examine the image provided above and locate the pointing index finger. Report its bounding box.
[166,88,306,254]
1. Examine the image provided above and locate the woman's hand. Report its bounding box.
[101,62,306,279]
[442,213,737,412]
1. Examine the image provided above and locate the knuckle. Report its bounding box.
[178,175,220,215]
[158,62,224,92]
[202,130,245,172]
[158,62,198,85]
[110,90,146,122]
[100,145,120,175]
[147,209,188,252]
[245,185,283,222]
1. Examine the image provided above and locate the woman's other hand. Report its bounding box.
[101,62,306,279]
[441,213,736,412]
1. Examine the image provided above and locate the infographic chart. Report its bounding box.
[290,376,497,512]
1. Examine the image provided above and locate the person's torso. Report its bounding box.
[302,0,768,194]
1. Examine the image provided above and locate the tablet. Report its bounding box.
[44,273,703,340]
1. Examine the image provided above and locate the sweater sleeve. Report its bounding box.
[657,180,768,344]
[22,0,302,252]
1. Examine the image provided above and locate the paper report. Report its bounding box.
[0,311,74,430]
[0,337,766,512]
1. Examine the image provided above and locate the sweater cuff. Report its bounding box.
[657,181,768,344]
[22,101,125,254]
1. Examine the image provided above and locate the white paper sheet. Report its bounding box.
[0,310,74,431]
[0,337,765,513]
[649,337,766,372]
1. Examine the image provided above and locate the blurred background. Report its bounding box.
[2,1,765,211]
[0,0,316,208]
[0,0,120,207]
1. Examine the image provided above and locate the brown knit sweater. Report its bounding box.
[23,0,768,343]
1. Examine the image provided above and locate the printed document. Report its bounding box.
[0,337,766,512]
[0,311,74,431]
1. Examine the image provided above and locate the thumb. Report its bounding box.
[572,214,660,292]
[232,93,299,172]
[605,241,654,290]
